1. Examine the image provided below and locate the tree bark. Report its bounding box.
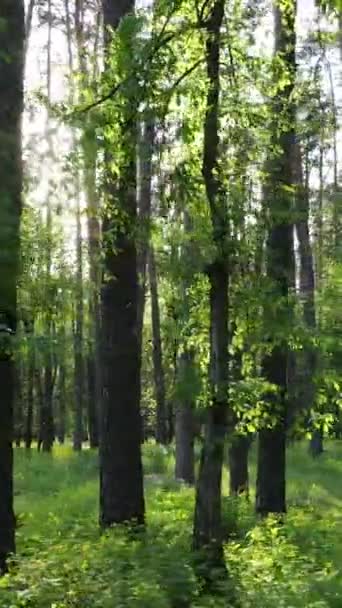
[99,0,145,529]
[193,1,228,568]
[175,350,195,485]
[24,321,36,450]
[73,190,84,452]
[229,435,250,497]
[256,0,297,516]
[40,0,55,454]
[148,246,168,444]
[137,120,155,355]
[292,144,321,455]
[0,0,24,573]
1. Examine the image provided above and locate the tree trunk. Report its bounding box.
[14,354,23,447]
[99,0,145,529]
[0,0,24,573]
[229,435,250,497]
[175,351,195,485]
[24,322,35,450]
[137,120,155,353]
[309,428,324,457]
[73,190,84,452]
[256,0,296,516]
[42,364,54,452]
[86,166,101,448]
[87,353,99,447]
[292,144,321,454]
[57,362,66,445]
[148,246,168,444]
[193,2,228,570]
[41,0,55,454]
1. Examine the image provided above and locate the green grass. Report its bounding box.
[1,441,342,607]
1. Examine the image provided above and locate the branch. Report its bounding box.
[161,58,205,118]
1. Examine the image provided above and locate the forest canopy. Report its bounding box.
[0,0,341,605]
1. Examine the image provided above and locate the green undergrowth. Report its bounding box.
[1,441,342,607]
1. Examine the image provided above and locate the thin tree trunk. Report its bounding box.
[175,350,195,485]
[41,0,55,454]
[148,246,168,444]
[229,435,250,497]
[193,0,228,573]
[292,143,321,455]
[99,0,145,529]
[86,162,101,448]
[175,211,196,484]
[25,323,35,449]
[73,189,84,451]
[57,343,66,445]
[256,0,296,516]
[68,0,102,448]
[14,353,24,448]
[0,0,24,573]
[87,353,99,447]
[137,120,155,353]
[42,362,54,452]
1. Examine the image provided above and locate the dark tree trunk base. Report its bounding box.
[309,428,324,457]
[256,425,286,516]
[229,435,250,497]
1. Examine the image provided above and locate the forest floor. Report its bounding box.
[1,442,342,607]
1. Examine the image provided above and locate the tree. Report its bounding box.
[256,0,296,516]
[148,246,168,444]
[193,0,229,569]
[0,0,25,573]
[99,0,145,528]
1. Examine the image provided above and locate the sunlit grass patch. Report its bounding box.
[2,440,342,607]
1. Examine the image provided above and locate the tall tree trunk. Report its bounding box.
[86,160,101,448]
[57,331,66,445]
[229,435,250,497]
[137,120,155,353]
[73,189,84,451]
[292,144,321,455]
[148,246,168,444]
[99,0,145,529]
[175,350,195,485]
[256,0,296,516]
[41,0,55,454]
[175,210,196,484]
[68,0,102,449]
[193,0,229,571]
[25,323,35,450]
[14,353,24,447]
[87,353,99,447]
[136,120,154,441]
[42,360,54,452]
[0,0,24,573]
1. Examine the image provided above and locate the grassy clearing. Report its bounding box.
[1,441,342,607]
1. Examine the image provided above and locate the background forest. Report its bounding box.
[0,0,341,606]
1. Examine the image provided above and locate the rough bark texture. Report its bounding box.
[148,247,168,445]
[256,0,296,516]
[0,0,24,573]
[193,1,228,565]
[99,0,145,528]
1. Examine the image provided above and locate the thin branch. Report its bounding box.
[161,58,205,118]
